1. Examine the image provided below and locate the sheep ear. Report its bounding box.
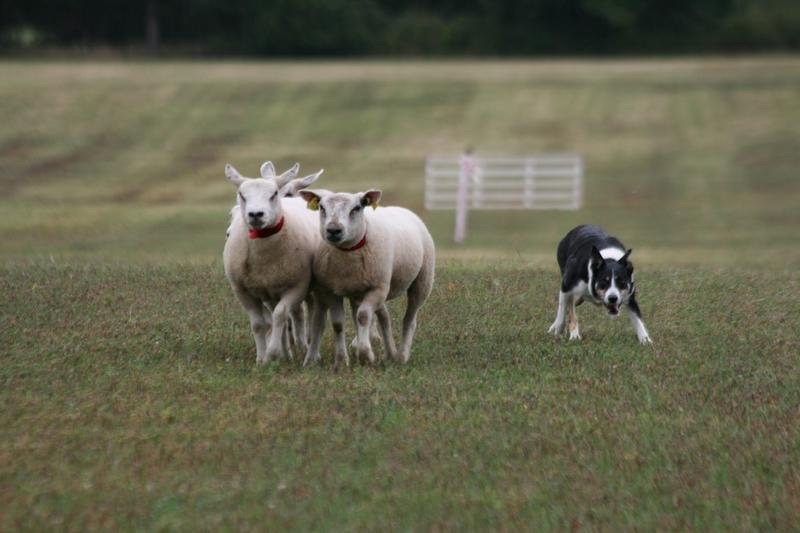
[299,189,323,211]
[225,164,246,187]
[259,161,276,179]
[280,169,324,198]
[275,162,300,188]
[360,189,382,209]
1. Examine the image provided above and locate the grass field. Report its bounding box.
[2,263,799,529]
[1,58,800,529]
[1,58,799,265]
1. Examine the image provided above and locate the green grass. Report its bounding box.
[2,262,799,529]
[1,58,799,265]
[2,58,800,528]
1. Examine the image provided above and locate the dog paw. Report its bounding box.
[637,333,652,345]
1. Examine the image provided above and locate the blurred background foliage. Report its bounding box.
[1,0,799,56]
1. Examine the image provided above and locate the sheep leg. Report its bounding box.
[232,285,269,363]
[261,301,274,336]
[398,295,423,364]
[397,267,433,363]
[355,291,384,365]
[375,304,397,361]
[303,297,327,366]
[304,293,315,346]
[289,303,308,354]
[282,322,294,361]
[348,299,360,358]
[286,316,295,347]
[341,305,381,361]
[330,297,349,370]
[264,287,306,363]
[347,299,382,361]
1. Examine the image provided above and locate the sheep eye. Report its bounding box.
[238,192,245,202]
[351,205,362,215]
[319,205,326,215]
[270,191,277,201]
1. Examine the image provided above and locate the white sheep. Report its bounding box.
[223,161,323,364]
[298,188,435,369]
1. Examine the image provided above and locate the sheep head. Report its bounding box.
[225,161,323,230]
[299,189,381,248]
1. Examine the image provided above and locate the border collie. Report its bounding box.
[547,224,652,344]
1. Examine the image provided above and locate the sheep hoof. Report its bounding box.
[357,347,376,365]
[263,346,284,364]
[283,346,295,362]
[333,354,349,372]
[302,353,320,367]
[255,354,272,366]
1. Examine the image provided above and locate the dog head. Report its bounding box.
[590,246,634,317]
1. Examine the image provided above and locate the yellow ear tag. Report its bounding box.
[372,200,379,211]
[308,197,320,211]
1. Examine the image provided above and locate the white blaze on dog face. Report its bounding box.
[299,189,381,248]
[591,248,634,317]
[225,162,321,230]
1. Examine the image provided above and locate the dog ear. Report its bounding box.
[590,246,604,270]
[620,248,634,275]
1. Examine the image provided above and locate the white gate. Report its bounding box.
[424,154,583,242]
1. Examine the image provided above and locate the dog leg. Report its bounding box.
[567,297,581,341]
[627,295,652,344]
[548,291,568,335]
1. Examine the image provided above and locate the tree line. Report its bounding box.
[2,0,799,56]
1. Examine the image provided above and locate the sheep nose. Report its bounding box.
[608,294,619,304]
[326,227,343,241]
[248,211,264,219]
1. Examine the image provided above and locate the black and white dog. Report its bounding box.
[547,224,652,344]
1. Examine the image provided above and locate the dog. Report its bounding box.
[547,224,652,344]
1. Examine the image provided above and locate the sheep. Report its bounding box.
[298,188,435,369]
[223,161,324,365]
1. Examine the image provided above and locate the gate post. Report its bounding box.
[454,149,476,243]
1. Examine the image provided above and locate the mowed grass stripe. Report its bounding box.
[2,59,800,265]
[1,263,798,529]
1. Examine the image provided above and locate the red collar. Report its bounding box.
[339,233,367,252]
[248,216,284,239]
